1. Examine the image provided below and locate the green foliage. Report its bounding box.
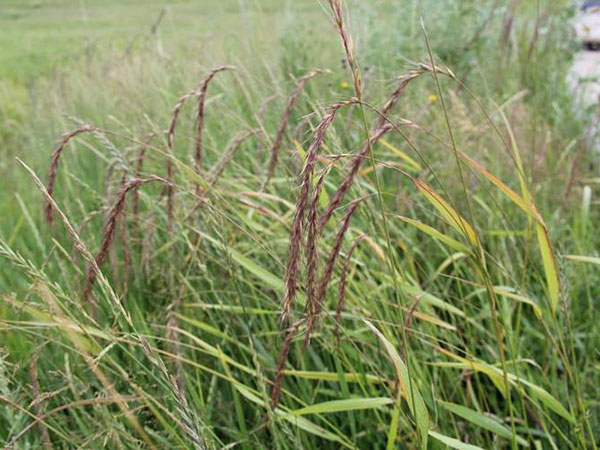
[0,0,599,449]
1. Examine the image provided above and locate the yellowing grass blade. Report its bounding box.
[379,138,422,171]
[458,150,561,314]
[395,215,471,253]
[293,139,307,161]
[565,254,600,266]
[434,347,574,423]
[362,234,386,261]
[282,370,384,384]
[492,286,542,319]
[283,397,393,416]
[411,178,478,247]
[411,311,457,331]
[498,113,561,315]
[431,252,468,281]
[182,303,278,315]
[433,347,507,395]
[459,152,543,224]
[364,320,429,450]
[536,224,560,314]
[499,110,527,198]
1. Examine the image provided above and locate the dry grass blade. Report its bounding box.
[45,125,96,225]
[565,254,600,265]
[37,284,156,449]
[262,69,325,190]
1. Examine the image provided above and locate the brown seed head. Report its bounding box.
[46,126,96,224]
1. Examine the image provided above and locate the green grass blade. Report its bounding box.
[283,397,393,416]
[438,400,529,446]
[429,430,485,450]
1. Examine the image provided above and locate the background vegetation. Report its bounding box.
[1,0,598,448]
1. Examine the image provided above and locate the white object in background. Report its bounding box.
[576,1,600,50]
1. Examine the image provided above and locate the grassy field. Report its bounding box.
[1,0,599,448]
[0,0,323,81]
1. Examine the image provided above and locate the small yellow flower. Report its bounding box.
[340,81,350,89]
[428,94,438,103]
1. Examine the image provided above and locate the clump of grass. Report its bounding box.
[1,0,599,449]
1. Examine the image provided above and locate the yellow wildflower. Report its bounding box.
[428,94,438,103]
[340,81,350,89]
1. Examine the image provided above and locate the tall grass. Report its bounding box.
[1,0,599,448]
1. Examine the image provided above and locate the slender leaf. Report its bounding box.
[438,400,528,446]
[284,397,393,416]
[429,430,484,450]
[364,320,429,449]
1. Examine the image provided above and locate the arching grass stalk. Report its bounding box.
[327,0,422,446]
[421,21,518,449]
